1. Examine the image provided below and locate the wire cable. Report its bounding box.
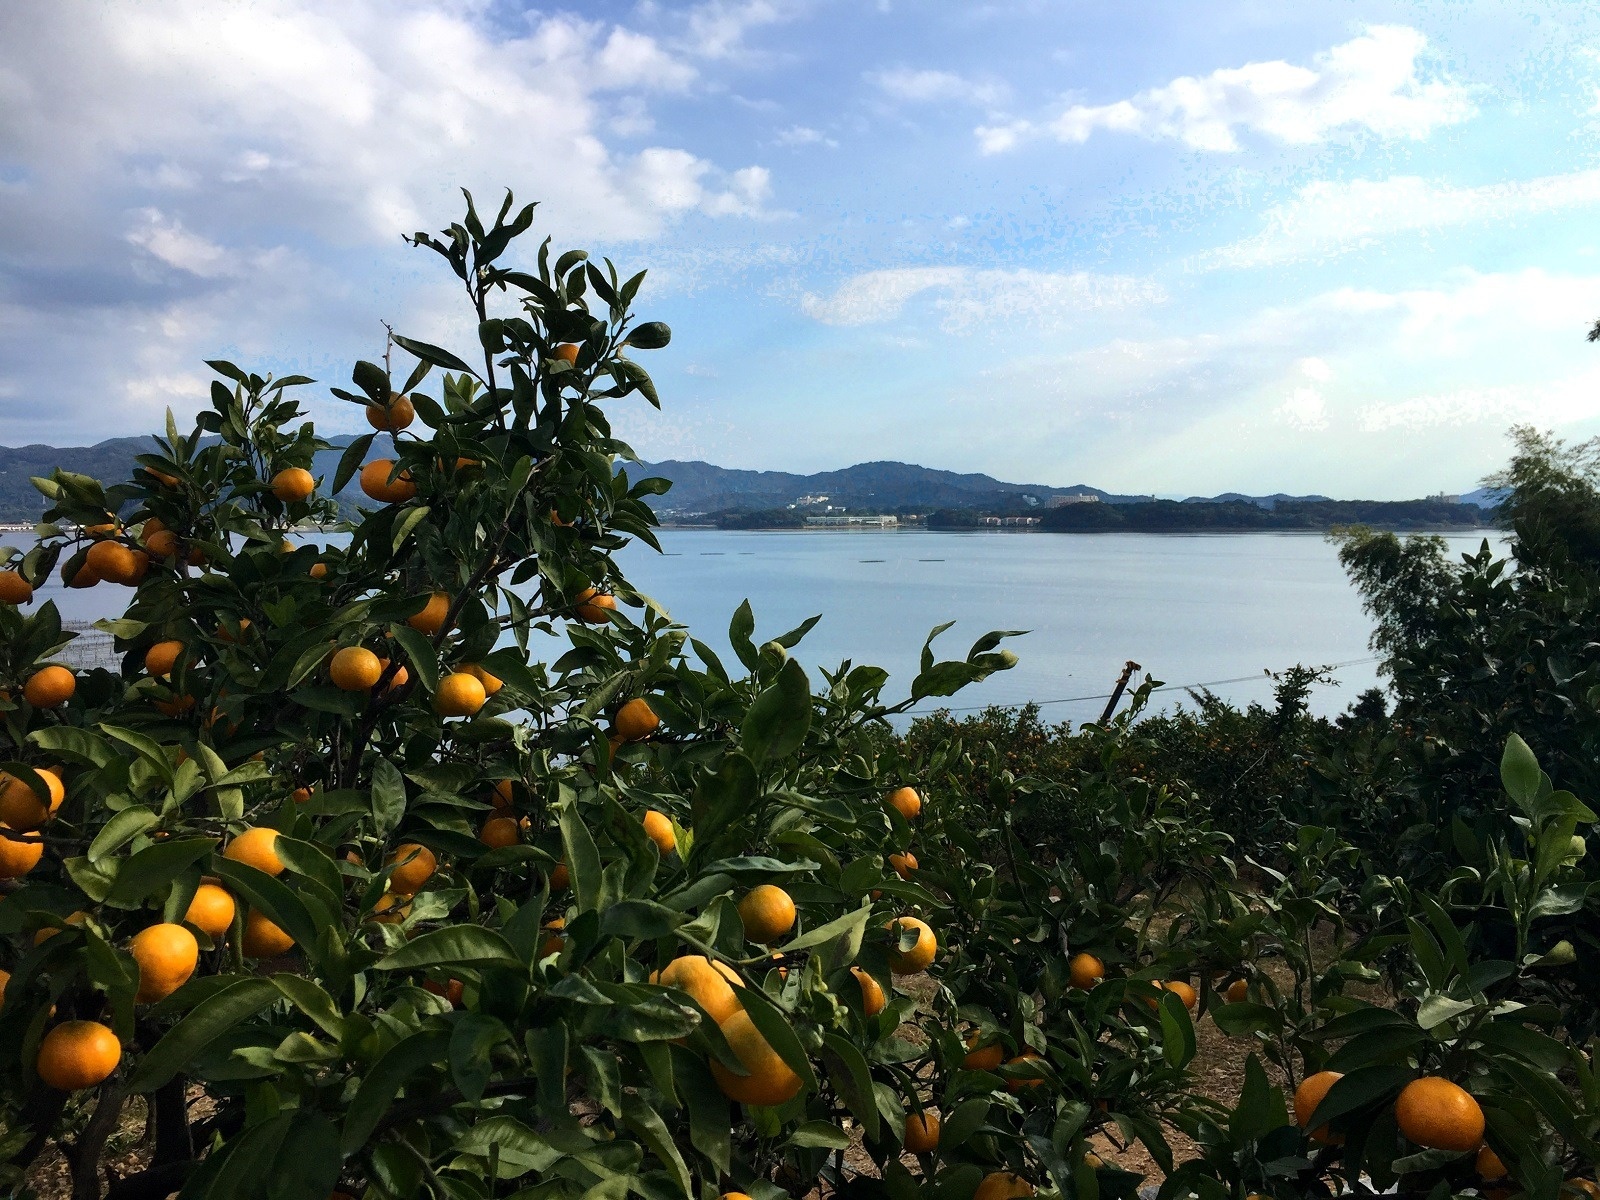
[922,655,1383,713]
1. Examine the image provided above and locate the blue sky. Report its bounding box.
[4,1,1600,497]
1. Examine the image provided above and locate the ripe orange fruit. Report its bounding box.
[642,809,676,855]
[24,665,76,708]
[738,885,797,944]
[851,966,886,1016]
[130,923,199,1003]
[270,467,315,502]
[370,893,411,924]
[241,910,294,957]
[152,693,196,717]
[0,767,64,831]
[359,459,416,503]
[479,816,519,849]
[407,592,450,636]
[463,663,503,695]
[292,787,312,804]
[540,917,566,957]
[886,916,936,974]
[0,570,34,604]
[34,911,89,944]
[86,539,139,585]
[1294,1071,1344,1144]
[974,1173,1034,1200]
[904,1111,940,1153]
[330,646,383,691]
[1567,1182,1600,1200]
[885,786,921,821]
[656,954,743,1023]
[573,587,616,623]
[1006,1050,1046,1091]
[0,967,9,1005]
[549,862,570,890]
[435,671,487,717]
[366,393,415,432]
[143,466,180,488]
[387,843,437,893]
[887,851,917,879]
[215,617,251,643]
[553,343,581,365]
[1394,1077,1484,1152]
[423,978,466,1007]
[1068,952,1105,989]
[1476,1146,1507,1181]
[709,1009,802,1106]
[0,826,43,877]
[964,1032,1004,1070]
[145,528,179,559]
[1164,980,1198,1009]
[1225,979,1249,1003]
[144,640,184,677]
[309,561,328,580]
[224,827,284,876]
[36,1021,121,1090]
[184,883,236,939]
[491,779,516,808]
[615,697,660,742]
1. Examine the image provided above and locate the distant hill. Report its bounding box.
[1182,492,1333,509]
[634,459,1142,516]
[0,435,379,521]
[0,437,1507,526]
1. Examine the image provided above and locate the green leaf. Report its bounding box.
[392,334,477,377]
[623,322,672,350]
[128,978,281,1091]
[600,900,685,941]
[27,726,118,769]
[331,433,375,494]
[820,1033,880,1140]
[1158,992,1196,1069]
[450,1012,510,1101]
[373,925,522,971]
[88,807,159,864]
[787,1121,850,1150]
[209,859,322,961]
[388,625,440,695]
[939,1097,990,1149]
[370,757,407,838]
[341,1030,452,1155]
[1500,733,1542,808]
[623,1093,692,1198]
[741,658,812,765]
[105,838,218,907]
[728,984,818,1095]
[560,801,603,915]
[391,505,431,551]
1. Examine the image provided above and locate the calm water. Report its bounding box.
[620,529,1505,725]
[19,527,1505,727]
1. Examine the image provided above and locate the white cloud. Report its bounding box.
[775,125,838,148]
[799,266,1165,330]
[683,0,792,61]
[0,2,768,244]
[981,25,1473,155]
[1207,169,1600,268]
[870,67,1009,108]
[126,210,235,278]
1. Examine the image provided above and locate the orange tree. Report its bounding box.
[0,192,1023,1200]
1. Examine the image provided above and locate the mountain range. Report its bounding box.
[0,437,1500,522]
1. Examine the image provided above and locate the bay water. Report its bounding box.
[19,527,1505,727]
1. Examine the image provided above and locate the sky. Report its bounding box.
[4,1,1600,498]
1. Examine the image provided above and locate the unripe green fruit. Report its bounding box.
[1568,835,1587,860]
